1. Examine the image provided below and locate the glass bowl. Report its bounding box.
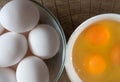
[0,0,66,82]
[33,1,66,82]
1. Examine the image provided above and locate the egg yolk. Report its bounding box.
[84,24,109,46]
[83,53,106,75]
[111,44,120,65]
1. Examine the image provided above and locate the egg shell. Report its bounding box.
[29,24,60,59]
[0,0,40,33]
[0,32,28,67]
[0,68,16,82]
[16,56,49,82]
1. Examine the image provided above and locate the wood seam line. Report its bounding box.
[89,0,91,16]
[111,0,116,12]
[99,0,103,14]
[54,0,59,17]
[68,0,74,29]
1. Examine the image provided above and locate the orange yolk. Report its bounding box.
[85,24,109,46]
[83,53,106,75]
[111,44,120,65]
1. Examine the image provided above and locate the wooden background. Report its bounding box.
[1,0,120,82]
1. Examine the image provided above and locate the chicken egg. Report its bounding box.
[29,24,60,59]
[16,56,49,82]
[0,68,16,82]
[0,32,28,67]
[0,0,40,33]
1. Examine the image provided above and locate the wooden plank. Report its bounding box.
[59,16,73,40]
[69,0,80,15]
[80,0,91,14]
[69,0,81,3]
[55,0,68,6]
[69,2,81,15]
[42,0,58,16]
[56,5,70,17]
[90,0,101,15]
[113,0,120,13]
[0,0,10,6]
[58,69,70,82]
[99,0,115,13]
[55,0,73,40]
[72,14,90,29]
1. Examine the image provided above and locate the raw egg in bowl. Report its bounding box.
[65,14,120,82]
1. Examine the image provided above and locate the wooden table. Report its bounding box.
[1,0,120,82]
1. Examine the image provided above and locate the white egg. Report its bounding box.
[0,32,28,67]
[0,68,16,82]
[16,56,49,82]
[0,0,40,33]
[29,24,60,59]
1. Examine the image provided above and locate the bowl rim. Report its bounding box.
[65,13,120,82]
[31,0,66,82]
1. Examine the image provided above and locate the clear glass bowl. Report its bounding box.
[33,1,66,82]
[0,0,66,82]
[29,0,66,82]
